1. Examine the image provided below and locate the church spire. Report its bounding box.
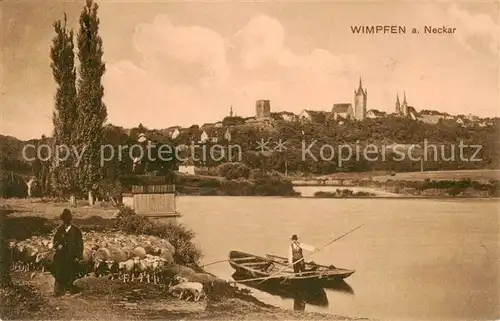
[229,105,233,117]
[355,77,366,96]
[403,92,407,104]
[396,94,401,113]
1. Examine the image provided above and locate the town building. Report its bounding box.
[298,110,328,123]
[417,110,452,124]
[271,111,297,122]
[255,100,271,120]
[224,128,232,142]
[395,92,417,120]
[366,109,387,119]
[354,79,367,120]
[331,103,354,120]
[178,157,195,175]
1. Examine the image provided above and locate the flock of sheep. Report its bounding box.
[8,231,223,301]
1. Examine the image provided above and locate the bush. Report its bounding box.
[96,178,123,205]
[0,284,45,319]
[0,209,12,287]
[253,175,297,196]
[218,162,251,180]
[220,180,255,196]
[0,172,28,198]
[314,189,375,198]
[448,187,463,196]
[2,216,57,240]
[195,167,219,176]
[314,191,336,198]
[114,206,203,267]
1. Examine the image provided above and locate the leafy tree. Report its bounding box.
[75,0,107,201]
[222,116,245,126]
[50,14,78,197]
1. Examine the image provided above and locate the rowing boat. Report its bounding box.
[228,250,354,284]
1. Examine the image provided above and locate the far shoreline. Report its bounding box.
[174,194,500,200]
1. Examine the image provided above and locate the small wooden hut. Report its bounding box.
[130,184,179,217]
[120,175,180,221]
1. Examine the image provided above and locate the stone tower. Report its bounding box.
[255,100,271,119]
[395,94,401,114]
[354,78,367,120]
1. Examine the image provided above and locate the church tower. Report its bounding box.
[354,78,367,120]
[229,106,233,117]
[402,92,408,116]
[395,94,401,114]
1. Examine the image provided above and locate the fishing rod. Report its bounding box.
[256,224,364,285]
[200,259,228,268]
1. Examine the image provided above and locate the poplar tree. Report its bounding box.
[50,14,78,197]
[75,0,107,202]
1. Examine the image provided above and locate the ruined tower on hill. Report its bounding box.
[255,100,271,120]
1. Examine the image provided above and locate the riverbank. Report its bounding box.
[0,200,371,321]
[175,173,299,197]
[175,171,500,198]
[295,178,500,198]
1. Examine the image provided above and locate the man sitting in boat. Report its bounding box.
[288,235,318,274]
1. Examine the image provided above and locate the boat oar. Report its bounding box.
[256,224,364,284]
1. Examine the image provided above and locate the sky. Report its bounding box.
[1,0,499,140]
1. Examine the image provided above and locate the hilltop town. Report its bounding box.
[160,79,496,144]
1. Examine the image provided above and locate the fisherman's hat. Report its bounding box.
[60,208,73,222]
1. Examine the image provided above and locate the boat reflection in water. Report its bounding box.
[232,272,354,311]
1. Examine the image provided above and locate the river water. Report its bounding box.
[177,189,499,321]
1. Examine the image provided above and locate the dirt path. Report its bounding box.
[14,271,203,320]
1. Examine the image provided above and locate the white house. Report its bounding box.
[298,110,328,123]
[224,128,232,142]
[137,133,147,143]
[178,157,195,175]
[456,117,466,126]
[366,109,386,119]
[199,130,209,143]
[418,110,449,124]
[271,111,296,122]
[171,128,180,139]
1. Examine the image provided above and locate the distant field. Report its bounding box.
[371,169,500,182]
[1,198,117,220]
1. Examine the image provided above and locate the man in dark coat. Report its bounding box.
[52,208,83,296]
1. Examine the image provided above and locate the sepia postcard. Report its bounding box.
[0,1,499,321]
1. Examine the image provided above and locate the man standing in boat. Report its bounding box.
[288,235,318,274]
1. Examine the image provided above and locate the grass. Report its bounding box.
[1,198,118,219]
